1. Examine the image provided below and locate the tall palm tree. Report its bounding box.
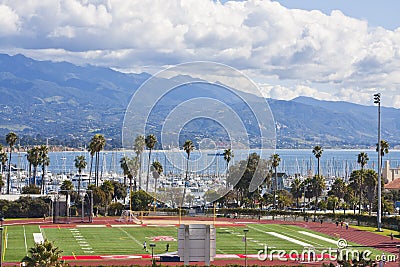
[271,154,280,209]
[312,145,323,177]
[182,140,194,207]
[0,150,7,176]
[134,135,145,189]
[290,177,302,208]
[27,147,40,186]
[74,155,87,196]
[6,132,18,194]
[223,148,233,188]
[120,156,130,186]
[151,161,163,210]
[145,134,157,192]
[87,140,96,186]
[357,152,369,215]
[39,145,49,194]
[90,134,106,186]
[376,140,389,170]
[312,174,326,218]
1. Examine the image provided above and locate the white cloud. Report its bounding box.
[0,0,400,107]
[0,4,20,35]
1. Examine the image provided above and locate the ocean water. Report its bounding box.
[7,149,400,179]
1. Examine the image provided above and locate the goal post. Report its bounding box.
[52,190,93,224]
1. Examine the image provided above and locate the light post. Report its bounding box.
[243,228,249,267]
[374,93,382,232]
[150,243,156,266]
[0,214,4,267]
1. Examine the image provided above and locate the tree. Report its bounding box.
[223,148,233,188]
[110,181,127,202]
[131,190,153,211]
[182,140,194,207]
[271,154,280,209]
[60,180,74,217]
[0,150,7,176]
[301,177,313,208]
[363,169,378,215]
[228,153,270,206]
[328,177,347,201]
[27,147,40,186]
[87,141,96,185]
[327,195,339,213]
[145,134,157,192]
[151,161,163,209]
[21,184,41,194]
[376,140,389,169]
[276,189,293,209]
[93,134,106,186]
[357,152,369,215]
[290,177,302,208]
[312,145,323,177]
[22,239,65,267]
[39,145,49,194]
[134,135,145,189]
[74,155,87,195]
[120,156,130,186]
[311,174,326,218]
[6,132,18,194]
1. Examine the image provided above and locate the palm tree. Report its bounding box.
[27,147,40,186]
[90,134,106,186]
[87,140,96,185]
[39,145,50,194]
[271,154,280,209]
[120,156,129,186]
[376,140,389,171]
[6,132,18,194]
[134,135,145,189]
[151,161,163,210]
[145,134,157,192]
[22,239,65,267]
[290,177,302,208]
[182,140,194,207]
[357,152,369,215]
[312,145,323,177]
[0,150,7,176]
[312,174,326,217]
[223,148,233,188]
[74,155,87,195]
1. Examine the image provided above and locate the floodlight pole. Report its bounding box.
[374,93,382,232]
[243,228,249,267]
[150,243,156,265]
[0,215,4,267]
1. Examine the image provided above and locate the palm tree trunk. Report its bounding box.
[41,164,45,194]
[146,150,151,192]
[181,155,190,208]
[88,155,93,185]
[78,171,81,197]
[274,168,277,209]
[7,150,12,194]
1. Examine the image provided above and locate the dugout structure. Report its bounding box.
[53,190,93,224]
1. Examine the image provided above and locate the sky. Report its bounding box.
[0,0,400,108]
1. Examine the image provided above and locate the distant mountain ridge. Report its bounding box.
[0,53,399,149]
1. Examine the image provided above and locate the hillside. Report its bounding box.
[0,53,399,149]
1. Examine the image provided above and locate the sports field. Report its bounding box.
[2,220,391,264]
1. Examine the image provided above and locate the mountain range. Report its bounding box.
[0,53,399,149]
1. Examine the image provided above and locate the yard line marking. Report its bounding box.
[247,225,311,247]
[298,231,338,245]
[266,232,311,247]
[273,224,324,247]
[23,225,28,256]
[117,227,142,247]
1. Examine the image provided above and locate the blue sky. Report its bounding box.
[0,0,399,108]
[274,0,400,30]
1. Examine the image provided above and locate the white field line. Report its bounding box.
[117,227,143,247]
[274,224,324,247]
[248,225,311,247]
[23,225,28,256]
[298,231,338,245]
[266,232,311,247]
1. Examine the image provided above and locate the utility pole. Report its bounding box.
[374,93,382,232]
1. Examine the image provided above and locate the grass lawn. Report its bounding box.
[2,223,389,262]
[350,224,400,239]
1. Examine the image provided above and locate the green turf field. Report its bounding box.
[2,224,389,262]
